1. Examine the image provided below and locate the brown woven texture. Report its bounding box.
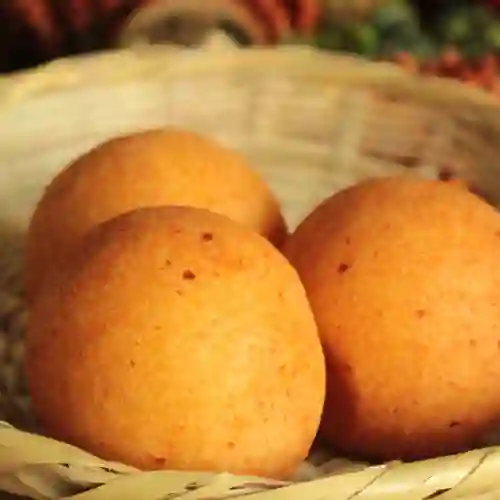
[1,44,500,499]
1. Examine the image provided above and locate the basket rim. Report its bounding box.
[0,45,498,112]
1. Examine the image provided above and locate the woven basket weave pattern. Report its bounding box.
[0,46,500,498]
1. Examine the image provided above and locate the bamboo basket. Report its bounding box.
[2,43,500,499]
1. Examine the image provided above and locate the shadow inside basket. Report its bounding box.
[0,223,31,430]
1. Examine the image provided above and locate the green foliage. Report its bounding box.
[305,0,499,61]
[486,20,500,52]
[371,0,419,35]
[340,24,380,56]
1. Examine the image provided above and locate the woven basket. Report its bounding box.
[2,43,500,499]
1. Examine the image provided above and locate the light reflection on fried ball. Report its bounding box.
[25,205,324,478]
[25,129,287,301]
[283,176,500,462]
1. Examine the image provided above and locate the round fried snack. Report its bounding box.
[25,128,287,300]
[283,176,500,461]
[25,205,324,478]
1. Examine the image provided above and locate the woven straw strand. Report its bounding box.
[0,421,500,499]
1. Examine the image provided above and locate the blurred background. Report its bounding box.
[1,0,500,95]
